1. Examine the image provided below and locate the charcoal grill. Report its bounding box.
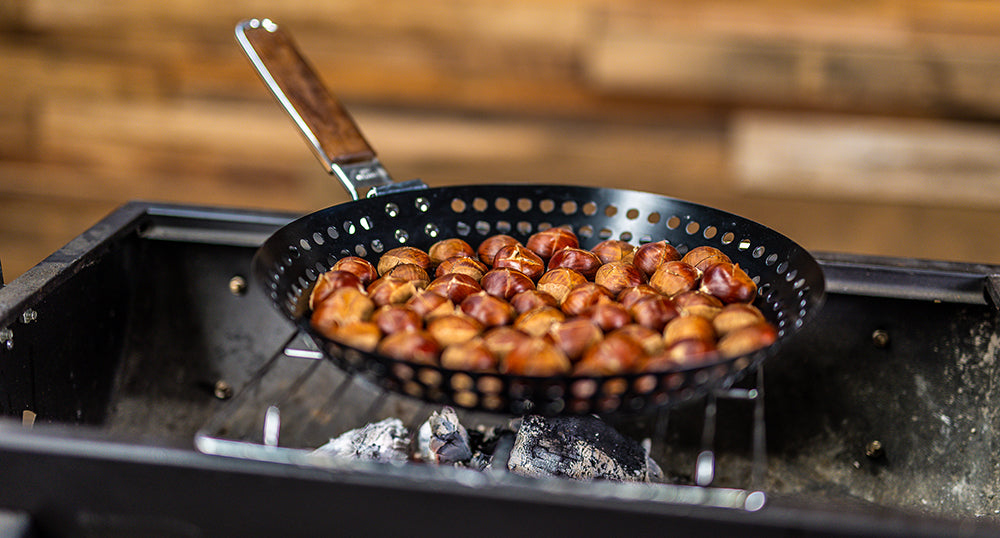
[1,201,999,536]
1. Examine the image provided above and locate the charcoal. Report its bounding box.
[312,417,410,463]
[508,415,662,482]
[416,406,473,464]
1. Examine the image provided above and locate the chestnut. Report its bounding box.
[663,315,716,347]
[319,321,382,352]
[492,243,545,280]
[476,234,520,266]
[481,326,531,360]
[376,330,441,364]
[510,289,559,314]
[309,270,364,309]
[681,246,731,273]
[427,313,484,348]
[460,291,514,327]
[594,261,645,296]
[331,256,378,287]
[428,238,475,266]
[633,241,681,277]
[536,268,587,303]
[440,338,498,373]
[617,284,661,311]
[526,227,579,261]
[480,268,535,300]
[641,339,717,371]
[426,273,482,304]
[513,306,565,337]
[628,294,680,331]
[435,256,488,281]
[649,261,700,297]
[713,303,766,336]
[405,289,455,320]
[699,262,757,304]
[310,287,375,332]
[372,304,423,334]
[584,301,631,332]
[548,318,603,362]
[590,239,636,264]
[547,247,602,279]
[560,282,614,316]
[575,332,645,375]
[611,324,665,356]
[502,337,571,376]
[367,277,422,306]
[672,290,724,320]
[384,263,430,285]
[717,322,777,357]
[377,246,432,276]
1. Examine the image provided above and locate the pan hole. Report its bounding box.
[619,231,633,242]
[738,238,751,251]
[753,246,765,258]
[355,244,367,257]
[339,249,351,257]
[785,269,798,282]
[720,232,735,245]
[540,199,555,213]
[604,205,618,217]
[343,221,356,235]
[685,221,700,235]
[578,224,594,238]
[425,223,440,238]
[360,217,372,230]
[450,199,466,213]
[538,222,552,232]
[385,202,400,217]
[495,198,510,212]
[496,220,511,233]
[326,254,337,267]
[371,239,384,253]
[305,267,317,281]
[776,261,789,274]
[703,226,717,240]
[639,234,652,243]
[475,221,491,235]
[315,262,327,274]
[473,198,488,212]
[312,232,325,246]
[327,226,340,239]
[598,228,613,239]
[517,221,532,235]
[299,239,312,251]
[287,245,299,258]
[794,278,806,289]
[582,202,598,216]
[456,222,471,236]
[765,253,779,266]
[415,197,431,212]
[647,212,661,224]
[517,198,532,212]
[395,229,409,243]
[675,244,689,255]
[561,201,578,215]
[666,216,681,230]
[626,208,640,220]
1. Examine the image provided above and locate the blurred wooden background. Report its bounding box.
[3,0,1000,281]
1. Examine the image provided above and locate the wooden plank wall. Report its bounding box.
[3,0,1000,281]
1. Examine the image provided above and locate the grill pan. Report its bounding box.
[238,19,825,416]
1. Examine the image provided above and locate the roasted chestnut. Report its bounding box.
[681,246,731,273]
[377,246,432,276]
[481,326,531,360]
[717,322,777,357]
[616,284,661,311]
[536,268,587,303]
[526,227,579,261]
[575,333,644,375]
[611,324,665,356]
[628,294,680,331]
[460,291,514,327]
[372,304,423,334]
[426,273,482,304]
[384,263,430,285]
[502,337,571,376]
[640,339,717,371]
[476,234,520,266]
[440,338,498,372]
[435,256,488,281]
[594,261,645,296]
[331,256,378,287]
[309,270,365,309]
[376,330,441,364]
[713,303,766,336]
[367,277,422,306]
[548,318,603,362]
[310,287,375,331]
[699,262,757,304]
[584,301,631,332]
[316,321,382,352]
[547,247,602,279]
[560,282,614,316]
[480,268,535,300]
[590,239,636,264]
[672,290,724,320]
[633,241,681,277]
[663,315,716,347]
[492,243,545,280]
[510,289,559,314]
[513,306,565,337]
[427,313,484,348]
[649,261,700,297]
[428,238,475,266]
[405,289,455,320]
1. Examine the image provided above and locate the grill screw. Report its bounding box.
[20,309,37,324]
[871,329,890,348]
[213,380,233,400]
[229,276,248,296]
[0,328,12,350]
[865,440,884,459]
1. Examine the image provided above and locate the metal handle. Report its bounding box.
[236,18,395,200]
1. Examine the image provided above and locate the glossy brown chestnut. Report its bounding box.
[440,338,498,373]
[377,246,432,276]
[663,315,716,347]
[331,256,378,287]
[427,313,484,348]
[713,303,766,336]
[611,324,665,356]
[367,277,422,306]
[560,282,614,316]
[459,291,514,327]
[584,301,631,332]
[699,262,757,304]
[590,239,636,264]
[640,339,717,371]
[509,289,559,314]
[384,263,430,285]
[548,318,603,362]
[372,304,423,334]
[435,256,488,281]
[376,330,441,364]
[672,290,724,320]
[309,270,365,309]
[536,268,587,303]
[575,333,645,375]
[405,289,455,320]
[317,321,382,352]
[481,326,531,360]
[480,268,535,300]
[717,322,777,357]
[502,337,571,376]
[476,234,520,266]
[428,238,475,266]
[492,243,545,280]
[628,294,680,331]
[526,227,579,261]
[310,287,375,332]
[633,241,681,277]
[547,247,602,279]
[594,261,645,296]
[513,306,565,337]
[426,273,482,304]
[616,284,661,311]
[681,246,731,273]
[649,261,700,297]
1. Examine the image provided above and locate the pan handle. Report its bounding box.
[236,18,404,200]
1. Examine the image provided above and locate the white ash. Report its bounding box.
[312,417,410,463]
[416,406,473,464]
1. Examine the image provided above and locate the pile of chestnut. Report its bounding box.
[308,227,777,379]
